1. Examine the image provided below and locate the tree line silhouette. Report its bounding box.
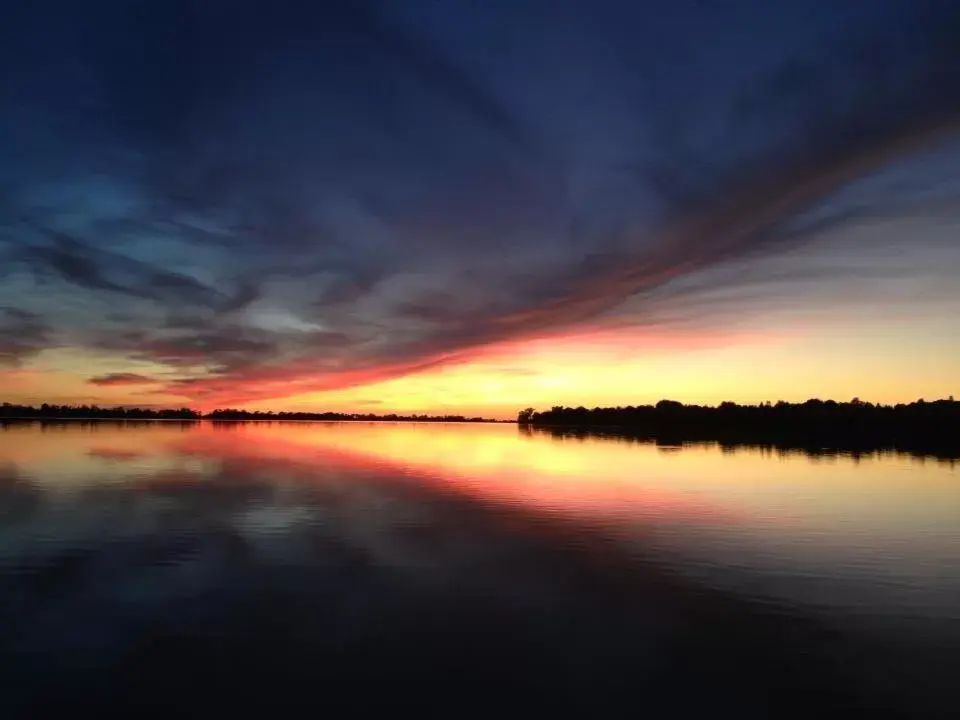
[518,397,960,456]
[0,403,496,423]
[205,409,495,422]
[1,403,200,420]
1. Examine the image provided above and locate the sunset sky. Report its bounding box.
[2,0,959,419]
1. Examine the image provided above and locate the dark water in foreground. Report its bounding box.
[1,421,958,717]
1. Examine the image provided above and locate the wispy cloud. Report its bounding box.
[87,373,160,387]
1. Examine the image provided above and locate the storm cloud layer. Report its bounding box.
[2,0,959,404]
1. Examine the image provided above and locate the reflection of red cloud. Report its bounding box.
[88,447,148,462]
[131,469,204,490]
[170,425,741,527]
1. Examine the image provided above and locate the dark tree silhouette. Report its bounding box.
[204,409,496,422]
[0,403,200,420]
[0,403,499,423]
[519,398,960,458]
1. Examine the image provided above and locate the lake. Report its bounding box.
[1,420,958,717]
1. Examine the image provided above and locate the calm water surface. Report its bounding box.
[1,421,958,717]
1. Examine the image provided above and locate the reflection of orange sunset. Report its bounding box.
[7,421,956,535]
[179,423,956,530]
[171,423,721,519]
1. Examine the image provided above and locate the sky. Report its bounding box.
[1,0,959,419]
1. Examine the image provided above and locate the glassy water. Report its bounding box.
[1,421,958,718]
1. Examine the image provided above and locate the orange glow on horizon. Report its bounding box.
[2,313,959,418]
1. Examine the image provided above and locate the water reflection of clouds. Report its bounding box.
[87,447,149,462]
[1,422,957,591]
[3,421,958,533]
[172,422,742,523]
[169,423,960,615]
[1,422,959,716]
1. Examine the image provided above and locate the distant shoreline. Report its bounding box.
[0,402,504,423]
[0,416,509,424]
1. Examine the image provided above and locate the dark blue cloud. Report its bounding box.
[1,0,959,399]
[0,307,50,367]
